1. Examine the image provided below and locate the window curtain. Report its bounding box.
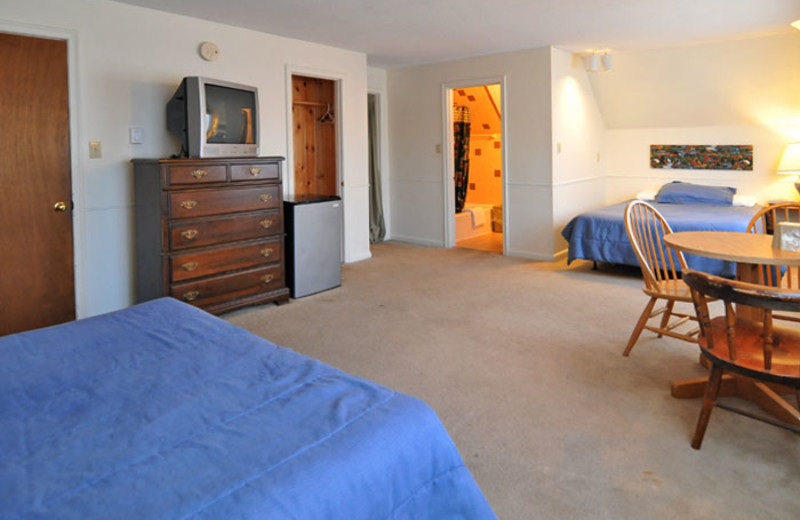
[453,105,471,214]
[368,94,386,243]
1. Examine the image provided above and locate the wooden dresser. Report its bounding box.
[133,157,289,314]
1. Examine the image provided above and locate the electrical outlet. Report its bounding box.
[89,141,102,159]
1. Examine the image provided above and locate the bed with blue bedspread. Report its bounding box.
[0,298,495,519]
[562,199,761,278]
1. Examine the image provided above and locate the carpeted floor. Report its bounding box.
[226,241,800,519]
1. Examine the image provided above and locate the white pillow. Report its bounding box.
[732,194,757,207]
[636,189,657,201]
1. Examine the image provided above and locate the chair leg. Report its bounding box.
[623,297,658,357]
[691,363,724,450]
[657,300,675,338]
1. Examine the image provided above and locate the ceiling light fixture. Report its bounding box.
[585,50,613,73]
[600,52,613,72]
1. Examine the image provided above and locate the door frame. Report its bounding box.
[0,22,86,318]
[441,76,508,254]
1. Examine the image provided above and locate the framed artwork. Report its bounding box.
[650,145,753,170]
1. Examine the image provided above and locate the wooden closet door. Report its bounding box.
[0,32,75,336]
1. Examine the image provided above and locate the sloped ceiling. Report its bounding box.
[112,0,800,68]
[588,32,800,132]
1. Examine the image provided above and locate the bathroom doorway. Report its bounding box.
[445,82,504,254]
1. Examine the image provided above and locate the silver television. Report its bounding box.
[167,76,259,158]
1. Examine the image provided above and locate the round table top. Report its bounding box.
[664,231,800,265]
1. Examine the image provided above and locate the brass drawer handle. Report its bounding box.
[259,193,272,203]
[182,290,200,302]
[180,229,198,240]
[180,200,198,210]
[260,248,274,257]
[261,274,275,284]
[181,261,199,272]
[249,167,262,176]
[191,169,208,179]
[259,219,273,229]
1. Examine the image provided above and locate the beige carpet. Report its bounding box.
[226,241,800,519]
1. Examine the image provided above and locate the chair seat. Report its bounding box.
[703,316,800,387]
[642,278,694,301]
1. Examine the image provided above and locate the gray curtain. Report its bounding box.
[368,94,386,243]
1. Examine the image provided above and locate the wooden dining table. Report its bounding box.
[664,230,800,426]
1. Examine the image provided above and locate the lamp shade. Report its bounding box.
[778,143,800,174]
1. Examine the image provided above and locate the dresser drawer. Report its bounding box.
[231,162,280,182]
[167,164,227,185]
[170,239,282,282]
[170,211,281,250]
[171,265,283,308]
[169,185,280,218]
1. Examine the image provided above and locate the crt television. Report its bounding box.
[167,76,259,158]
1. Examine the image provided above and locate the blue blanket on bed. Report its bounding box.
[561,201,761,278]
[0,299,495,519]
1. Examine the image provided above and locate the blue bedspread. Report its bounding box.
[561,201,761,278]
[0,299,495,519]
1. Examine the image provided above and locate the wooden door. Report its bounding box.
[291,75,338,196]
[0,32,74,335]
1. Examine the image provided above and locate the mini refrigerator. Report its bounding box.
[284,195,342,298]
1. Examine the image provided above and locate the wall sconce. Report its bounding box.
[792,19,800,30]
[585,51,613,73]
[777,142,800,194]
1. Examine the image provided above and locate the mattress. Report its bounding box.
[561,200,761,278]
[0,298,495,519]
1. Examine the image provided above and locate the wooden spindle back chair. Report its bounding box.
[622,201,699,356]
[683,270,800,449]
[746,202,800,288]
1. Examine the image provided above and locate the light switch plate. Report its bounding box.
[89,141,101,159]
[129,127,143,144]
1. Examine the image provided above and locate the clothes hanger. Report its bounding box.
[319,104,334,124]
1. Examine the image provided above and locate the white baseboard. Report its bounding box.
[390,235,445,248]
[506,249,557,261]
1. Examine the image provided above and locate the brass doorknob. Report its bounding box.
[54,201,67,212]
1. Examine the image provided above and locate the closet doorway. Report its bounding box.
[290,75,338,196]
[444,81,505,254]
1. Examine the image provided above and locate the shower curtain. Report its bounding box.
[453,105,471,214]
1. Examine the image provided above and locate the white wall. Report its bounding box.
[387,48,553,259]
[550,48,607,257]
[0,0,370,316]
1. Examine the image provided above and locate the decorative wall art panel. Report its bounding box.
[650,145,753,170]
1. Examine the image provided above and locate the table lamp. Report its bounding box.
[778,142,800,195]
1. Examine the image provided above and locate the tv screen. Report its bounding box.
[167,77,259,158]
